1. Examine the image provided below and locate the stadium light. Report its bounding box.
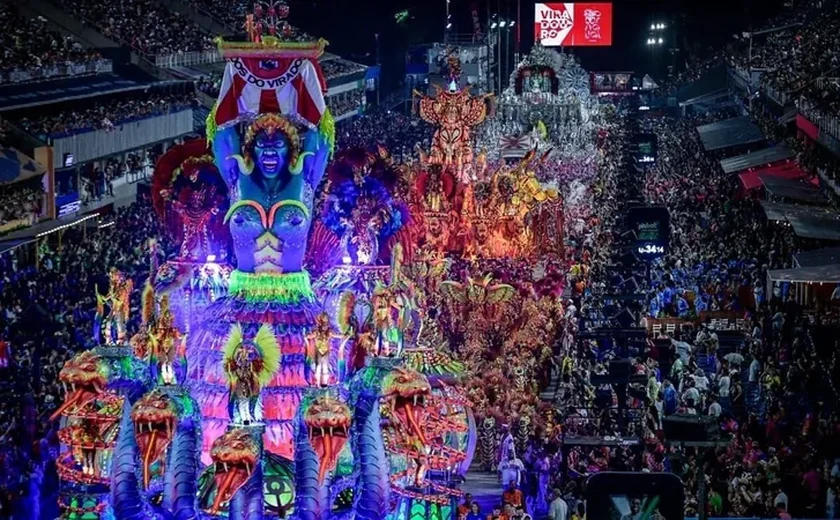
[491,22,498,29]
[500,20,507,27]
[509,20,515,27]
[446,22,452,29]
[658,37,664,44]
[651,24,656,30]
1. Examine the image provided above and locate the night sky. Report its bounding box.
[286,0,791,91]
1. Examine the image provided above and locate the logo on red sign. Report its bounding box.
[534,3,613,47]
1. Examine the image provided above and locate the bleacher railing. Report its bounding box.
[763,83,790,106]
[45,108,194,164]
[798,96,840,141]
[444,33,488,45]
[0,59,112,85]
[155,50,223,69]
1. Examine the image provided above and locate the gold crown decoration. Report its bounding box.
[216,0,328,59]
[172,154,215,181]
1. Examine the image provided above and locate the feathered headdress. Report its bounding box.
[223,323,281,389]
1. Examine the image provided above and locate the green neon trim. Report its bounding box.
[289,151,313,175]
[228,270,315,304]
[224,200,268,227]
[268,199,310,224]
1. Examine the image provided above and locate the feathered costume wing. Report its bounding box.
[439,280,467,303]
[486,282,516,305]
[336,291,358,335]
[223,323,281,390]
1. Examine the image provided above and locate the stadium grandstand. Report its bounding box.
[0,0,374,250]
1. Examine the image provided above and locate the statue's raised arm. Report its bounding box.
[301,125,332,189]
[210,122,242,190]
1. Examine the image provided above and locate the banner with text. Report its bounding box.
[534,3,613,47]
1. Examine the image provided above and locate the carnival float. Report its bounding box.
[50,5,590,520]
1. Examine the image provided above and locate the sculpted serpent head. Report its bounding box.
[131,390,178,489]
[207,428,259,514]
[50,351,109,421]
[303,394,352,484]
[382,367,432,446]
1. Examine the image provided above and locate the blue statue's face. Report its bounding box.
[253,130,289,178]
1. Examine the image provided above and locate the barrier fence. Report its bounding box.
[0,60,112,85]
[154,50,222,68]
[763,84,791,106]
[798,97,840,141]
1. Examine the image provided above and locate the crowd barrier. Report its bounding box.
[764,84,791,107]
[154,50,222,68]
[647,312,746,334]
[799,97,840,141]
[0,60,112,85]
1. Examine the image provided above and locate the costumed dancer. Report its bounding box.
[94,268,133,344]
[149,296,182,385]
[223,323,280,425]
[305,313,342,387]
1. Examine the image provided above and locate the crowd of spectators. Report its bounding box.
[327,91,364,118]
[728,0,840,124]
[58,0,213,56]
[337,106,432,162]
[320,58,366,80]
[0,182,43,230]
[179,0,313,41]
[635,109,840,518]
[504,95,840,520]
[0,197,171,514]
[196,72,222,97]
[0,2,103,79]
[79,151,155,203]
[12,92,194,139]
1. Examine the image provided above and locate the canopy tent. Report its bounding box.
[641,74,658,90]
[795,246,840,268]
[761,175,827,205]
[740,163,805,191]
[787,214,840,241]
[759,200,840,222]
[767,265,840,284]
[0,146,46,185]
[721,145,794,174]
[696,116,765,151]
[766,264,840,306]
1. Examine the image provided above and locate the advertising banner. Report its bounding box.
[534,3,613,47]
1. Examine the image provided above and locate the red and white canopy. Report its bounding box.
[213,56,328,130]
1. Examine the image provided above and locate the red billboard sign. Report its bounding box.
[534,3,613,47]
